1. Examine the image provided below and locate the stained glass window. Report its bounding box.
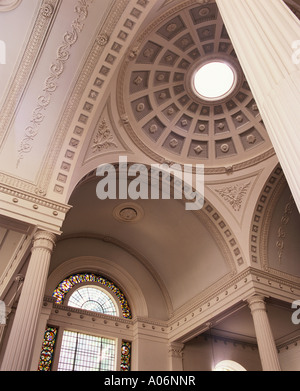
[68,286,117,315]
[52,273,132,319]
[38,327,58,371]
[120,340,132,371]
[57,330,116,371]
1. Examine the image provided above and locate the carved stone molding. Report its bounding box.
[0,183,71,234]
[0,0,60,146]
[250,164,300,283]
[96,33,109,46]
[36,0,148,197]
[250,165,284,267]
[41,2,54,18]
[276,195,296,264]
[17,0,94,166]
[168,266,300,343]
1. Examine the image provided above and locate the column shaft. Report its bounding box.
[0,231,56,371]
[216,0,300,211]
[247,296,281,371]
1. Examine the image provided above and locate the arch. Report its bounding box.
[214,360,246,371]
[46,256,149,317]
[67,285,118,316]
[0,0,22,12]
[52,272,132,318]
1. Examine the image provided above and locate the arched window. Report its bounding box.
[213,360,246,371]
[52,273,132,319]
[38,273,133,371]
[67,286,117,316]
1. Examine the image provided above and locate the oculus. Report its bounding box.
[192,61,236,101]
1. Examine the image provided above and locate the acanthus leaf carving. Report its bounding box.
[215,182,250,211]
[92,119,117,153]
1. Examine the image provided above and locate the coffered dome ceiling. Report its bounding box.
[117,1,274,169]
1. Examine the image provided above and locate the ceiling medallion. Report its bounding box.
[113,203,144,223]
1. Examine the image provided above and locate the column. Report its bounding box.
[168,342,184,371]
[216,0,300,211]
[247,295,281,371]
[0,230,56,371]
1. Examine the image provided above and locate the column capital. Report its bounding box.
[246,295,266,312]
[32,230,56,251]
[168,342,184,358]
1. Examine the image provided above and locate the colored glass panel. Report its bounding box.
[38,327,58,371]
[120,340,132,371]
[52,273,131,319]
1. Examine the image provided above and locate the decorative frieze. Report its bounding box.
[17,0,94,166]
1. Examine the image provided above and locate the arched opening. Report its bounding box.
[213,360,247,371]
[52,273,132,319]
[67,285,118,316]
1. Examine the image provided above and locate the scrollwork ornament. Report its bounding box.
[41,3,54,18]
[276,195,295,264]
[17,0,94,166]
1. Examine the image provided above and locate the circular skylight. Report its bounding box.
[193,61,236,100]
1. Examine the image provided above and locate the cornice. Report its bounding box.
[168,266,300,343]
[42,266,300,346]
[43,295,168,335]
[0,183,70,213]
[0,182,71,234]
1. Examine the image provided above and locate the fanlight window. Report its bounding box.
[52,273,132,319]
[67,286,117,316]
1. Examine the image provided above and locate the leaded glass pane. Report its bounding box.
[121,340,132,371]
[52,273,132,319]
[38,327,58,371]
[57,330,116,371]
[68,286,117,316]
